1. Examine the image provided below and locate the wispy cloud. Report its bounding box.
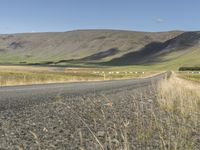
[156,18,165,24]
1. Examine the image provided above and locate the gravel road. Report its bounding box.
[0,72,168,111]
[0,72,170,150]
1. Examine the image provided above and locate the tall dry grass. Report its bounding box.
[155,74,200,150]
[0,71,152,86]
[157,74,200,116]
[0,71,102,86]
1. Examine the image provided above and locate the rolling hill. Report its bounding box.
[0,29,199,70]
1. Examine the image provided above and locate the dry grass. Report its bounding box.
[178,72,200,82]
[0,66,154,86]
[0,71,102,86]
[157,73,200,115]
[155,74,200,149]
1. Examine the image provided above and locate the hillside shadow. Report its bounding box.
[80,48,119,61]
[103,41,169,66]
[103,32,200,66]
[55,48,119,64]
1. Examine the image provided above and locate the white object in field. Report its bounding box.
[135,72,138,74]
[116,72,119,74]
[103,72,106,80]
[142,72,145,74]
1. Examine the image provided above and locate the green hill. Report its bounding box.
[0,29,200,70]
[105,32,200,69]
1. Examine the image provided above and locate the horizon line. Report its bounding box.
[1,28,199,35]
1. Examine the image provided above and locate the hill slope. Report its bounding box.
[0,30,182,63]
[0,29,200,70]
[107,32,200,67]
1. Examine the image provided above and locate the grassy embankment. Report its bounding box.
[154,74,200,149]
[0,66,155,86]
[177,72,200,82]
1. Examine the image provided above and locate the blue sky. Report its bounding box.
[0,0,199,33]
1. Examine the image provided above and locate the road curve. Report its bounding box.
[0,72,170,111]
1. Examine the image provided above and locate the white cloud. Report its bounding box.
[156,18,165,24]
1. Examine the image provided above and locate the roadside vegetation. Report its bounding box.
[0,66,154,86]
[0,71,101,86]
[179,66,200,71]
[178,71,200,82]
[155,74,200,149]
